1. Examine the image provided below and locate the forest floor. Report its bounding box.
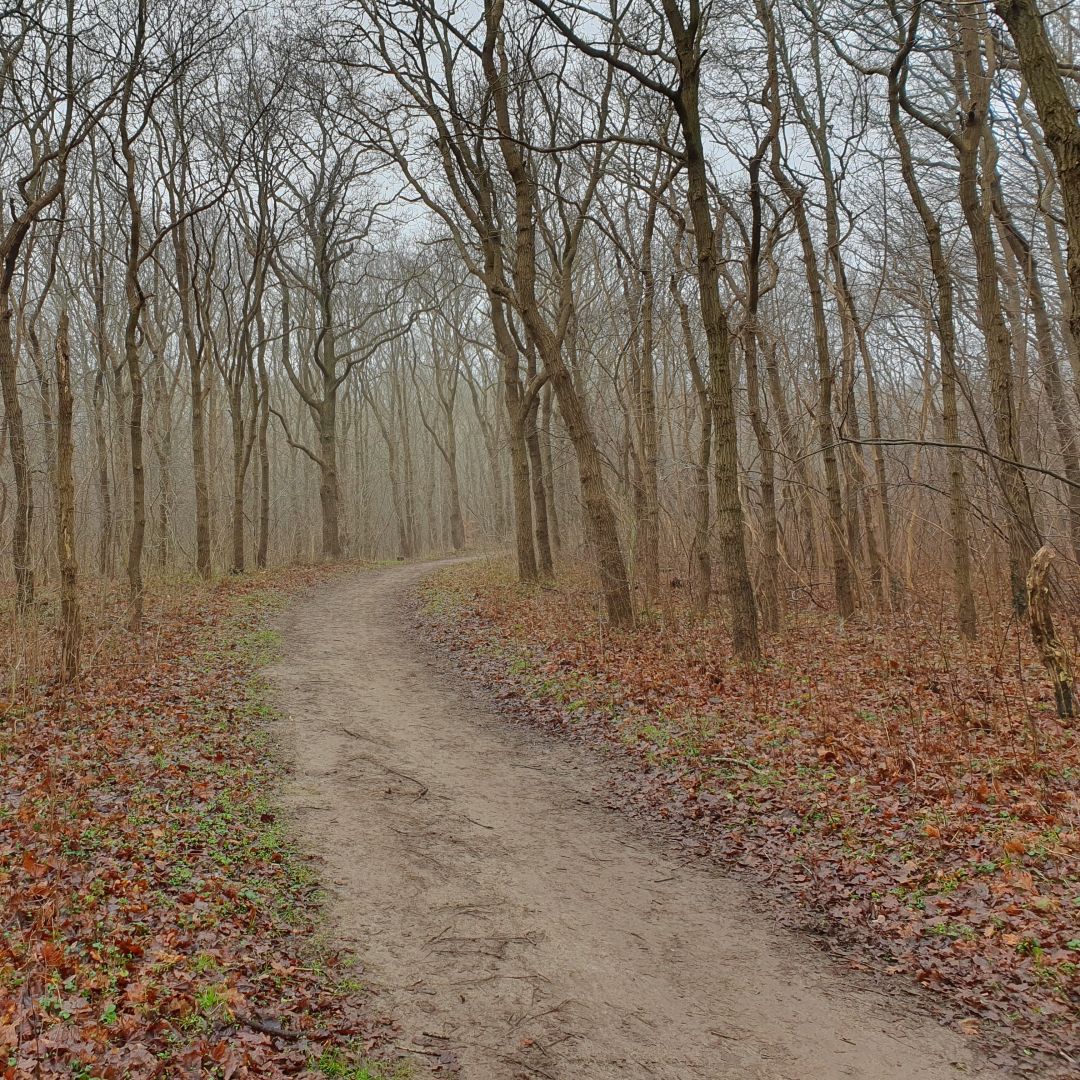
[417,557,1080,1078]
[0,565,420,1079]
[267,559,1014,1079]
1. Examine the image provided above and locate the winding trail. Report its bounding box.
[267,562,1003,1080]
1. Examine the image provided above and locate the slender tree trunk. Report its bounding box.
[987,146,1080,564]
[256,312,271,569]
[319,396,341,559]
[229,381,246,573]
[996,0,1080,363]
[953,17,1039,612]
[766,153,854,618]
[888,17,977,638]
[526,390,553,577]
[856,330,899,600]
[373,396,412,559]
[636,196,661,600]
[447,446,465,551]
[541,383,561,553]
[120,88,147,629]
[544,338,632,624]
[837,303,883,607]
[677,286,713,617]
[54,311,80,683]
[398,375,418,556]
[498,324,538,581]
[25,318,57,572]
[174,217,212,579]
[507,391,537,579]
[746,142,781,631]
[676,61,760,656]
[762,0,851,616]
[439,383,466,551]
[92,356,112,577]
[147,321,173,570]
[0,280,33,609]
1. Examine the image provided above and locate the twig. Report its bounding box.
[707,755,770,776]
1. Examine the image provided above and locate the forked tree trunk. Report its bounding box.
[482,0,632,627]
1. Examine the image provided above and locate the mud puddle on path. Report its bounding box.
[267,563,1004,1080]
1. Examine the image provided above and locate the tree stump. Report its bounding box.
[1026,546,1075,719]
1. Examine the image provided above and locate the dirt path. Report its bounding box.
[268,563,1003,1080]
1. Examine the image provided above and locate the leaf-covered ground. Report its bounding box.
[1,568,420,1079]
[420,558,1080,1076]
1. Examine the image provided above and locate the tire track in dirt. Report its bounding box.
[267,562,1004,1080]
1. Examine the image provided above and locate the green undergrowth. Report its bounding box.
[2,567,414,1077]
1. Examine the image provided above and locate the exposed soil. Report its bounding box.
[267,562,1007,1079]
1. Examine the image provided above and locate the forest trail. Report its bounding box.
[267,563,1003,1080]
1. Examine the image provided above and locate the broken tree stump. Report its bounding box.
[1026,545,1075,719]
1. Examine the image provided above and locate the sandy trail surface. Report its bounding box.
[267,562,1003,1080]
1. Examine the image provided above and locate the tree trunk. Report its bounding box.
[1027,546,1074,719]
[767,163,854,619]
[256,310,271,569]
[888,17,977,638]
[541,383,561,553]
[230,381,246,573]
[676,279,713,617]
[92,354,112,578]
[745,142,781,632]
[120,93,147,629]
[676,62,760,657]
[762,0,852,618]
[953,15,1039,612]
[987,143,1080,564]
[0,279,34,609]
[996,0,1080,369]
[482,0,631,626]
[636,196,661,601]
[54,312,80,683]
[526,390,553,577]
[174,215,212,579]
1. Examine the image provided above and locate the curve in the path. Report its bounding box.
[267,563,1004,1080]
